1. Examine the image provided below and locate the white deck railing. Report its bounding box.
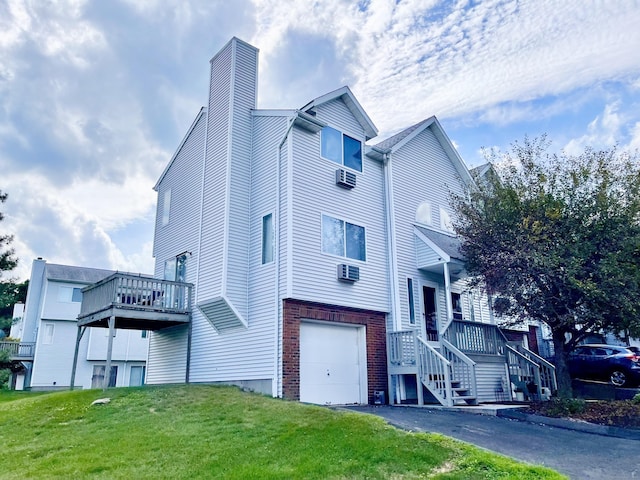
[388,330,418,367]
[0,341,35,359]
[416,337,453,406]
[443,319,504,355]
[441,338,477,400]
[79,273,192,319]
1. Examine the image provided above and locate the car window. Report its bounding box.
[594,348,609,356]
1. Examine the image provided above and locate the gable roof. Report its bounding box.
[45,263,115,284]
[154,107,207,191]
[300,86,378,140]
[414,225,464,261]
[370,116,475,187]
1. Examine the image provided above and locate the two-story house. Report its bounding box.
[78,37,555,405]
[10,259,149,390]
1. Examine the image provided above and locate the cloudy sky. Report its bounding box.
[2,0,640,282]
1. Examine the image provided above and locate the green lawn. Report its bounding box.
[0,385,564,479]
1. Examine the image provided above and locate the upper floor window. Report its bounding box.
[162,189,171,226]
[58,286,83,303]
[261,213,274,264]
[415,201,432,225]
[440,207,454,233]
[321,126,362,172]
[164,253,187,282]
[322,214,366,261]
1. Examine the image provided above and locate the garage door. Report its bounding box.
[300,322,365,405]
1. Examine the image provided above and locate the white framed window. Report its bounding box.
[321,214,366,261]
[415,201,432,225]
[407,278,416,325]
[440,207,454,232]
[164,258,176,281]
[451,292,463,320]
[141,330,148,338]
[129,365,146,386]
[92,365,118,388]
[321,126,362,172]
[58,286,82,303]
[162,188,171,226]
[42,323,54,345]
[261,213,274,264]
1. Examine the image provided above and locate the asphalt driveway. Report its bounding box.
[345,405,640,479]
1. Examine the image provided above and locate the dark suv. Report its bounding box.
[567,344,640,387]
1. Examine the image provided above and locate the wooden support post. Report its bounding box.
[70,326,86,390]
[104,316,115,391]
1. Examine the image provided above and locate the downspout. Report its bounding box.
[273,115,296,398]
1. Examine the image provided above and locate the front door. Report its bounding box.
[422,285,439,341]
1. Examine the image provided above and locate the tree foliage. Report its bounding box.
[0,190,17,276]
[0,280,28,336]
[451,137,640,396]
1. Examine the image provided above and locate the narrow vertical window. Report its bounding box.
[162,189,171,226]
[262,213,274,264]
[43,323,54,345]
[141,330,148,338]
[451,292,463,320]
[164,258,176,281]
[407,278,416,325]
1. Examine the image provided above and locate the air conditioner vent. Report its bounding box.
[337,264,360,282]
[335,169,357,189]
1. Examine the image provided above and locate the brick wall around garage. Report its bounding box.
[282,298,388,404]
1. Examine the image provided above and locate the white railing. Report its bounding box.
[443,319,504,355]
[416,337,453,406]
[79,273,192,319]
[0,341,35,359]
[441,338,477,401]
[388,330,418,367]
[514,345,557,394]
[506,345,543,399]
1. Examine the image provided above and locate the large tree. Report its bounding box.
[450,137,640,397]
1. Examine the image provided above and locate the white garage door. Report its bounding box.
[300,322,366,405]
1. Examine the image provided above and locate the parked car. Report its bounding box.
[567,344,640,387]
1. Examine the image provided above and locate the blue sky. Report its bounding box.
[2,0,640,281]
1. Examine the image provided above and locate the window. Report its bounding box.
[415,202,432,225]
[130,366,146,386]
[440,207,454,232]
[71,287,83,302]
[141,330,148,338]
[262,213,274,264]
[321,126,362,172]
[322,215,366,261]
[407,278,416,325]
[451,292,463,320]
[164,253,187,282]
[42,323,54,345]
[92,365,118,389]
[164,258,176,281]
[162,188,171,226]
[58,286,82,303]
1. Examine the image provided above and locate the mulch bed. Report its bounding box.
[525,400,640,429]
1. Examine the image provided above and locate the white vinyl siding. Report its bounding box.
[288,98,389,312]
[146,325,188,384]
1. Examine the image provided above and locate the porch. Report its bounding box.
[387,320,557,407]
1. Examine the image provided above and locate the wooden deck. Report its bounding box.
[0,341,35,361]
[77,273,193,330]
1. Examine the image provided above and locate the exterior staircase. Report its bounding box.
[388,320,557,406]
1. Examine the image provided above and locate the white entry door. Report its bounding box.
[299,321,366,405]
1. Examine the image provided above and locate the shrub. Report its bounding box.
[542,398,586,416]
[632,393,640,405]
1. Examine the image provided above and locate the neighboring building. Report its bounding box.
[79,37,555,405]
[10,259,149,390]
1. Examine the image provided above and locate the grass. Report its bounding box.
[0,385,564,479]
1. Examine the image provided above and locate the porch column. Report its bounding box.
[70,326,87,390]
[104,316,115,391]
[442,262,453,334]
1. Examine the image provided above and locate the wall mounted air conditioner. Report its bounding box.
[335,169,356,189]
[337,264,360,282]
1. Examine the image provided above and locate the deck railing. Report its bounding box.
[0,341,35,359]
[443,319,505,355]
[441,338,477,401]
[79,273,192,318]
[388,330,419,367]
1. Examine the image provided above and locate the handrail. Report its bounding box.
[506,345,542,399]
[443,319,505,355]
[416,336,453,406]
[0,341,35,358]
[388,330,418,367]
[515,345,558,394]
[441,338,477,401]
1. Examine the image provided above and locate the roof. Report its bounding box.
[301,86,378,140]
[45,263,115,284]
[415,225,464,261]
[371,116,475,187]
